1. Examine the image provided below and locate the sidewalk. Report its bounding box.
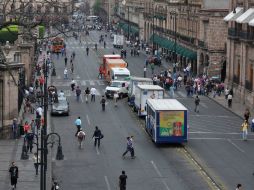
[0,51,48,190]
[138,47,253,121]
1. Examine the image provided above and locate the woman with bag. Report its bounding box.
[77,128,86,149]
[241,120,249,141]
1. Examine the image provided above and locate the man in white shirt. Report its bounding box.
[90,87,97,102]
[36,106,43,119]
[59,90,65,98]
[64,68,68,79]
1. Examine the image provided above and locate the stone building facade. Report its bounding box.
[224,0,254,105]
[142,0,228,77]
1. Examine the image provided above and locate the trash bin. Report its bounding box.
[20,125,24,136]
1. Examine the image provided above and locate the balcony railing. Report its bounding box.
[233,75,240,84]
[245,80,253,91]
[198,40,208,49]
[228,28,239,39]
[239,31,254,42]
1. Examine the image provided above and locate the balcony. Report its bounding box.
[198,40,208,50]
[228,28,239,40]
[245,80,253,91]
[233,75,240,84]
[239,31,254,42]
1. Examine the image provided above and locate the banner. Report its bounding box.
[159,111,185,137]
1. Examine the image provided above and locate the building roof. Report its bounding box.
[224,7,244,22]
[147,99,187,111]
[236,8,254,23]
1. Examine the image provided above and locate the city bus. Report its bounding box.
[51,37,64,53]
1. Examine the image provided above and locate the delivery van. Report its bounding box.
[146,99,188,143]
[134,85,164,117]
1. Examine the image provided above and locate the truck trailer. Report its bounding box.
[146,99,188,143]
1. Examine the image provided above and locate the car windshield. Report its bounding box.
[54,99,67,107]
[111,81,122,87]
[114,75,129,81]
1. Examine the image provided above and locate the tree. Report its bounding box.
[0,0,74,41]
[93,0,101,15]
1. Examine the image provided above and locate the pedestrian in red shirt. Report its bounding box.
[39,76,44,91]
[23,121,30,135]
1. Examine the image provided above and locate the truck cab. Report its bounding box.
[105,80,129,99]
[110,68,130,81]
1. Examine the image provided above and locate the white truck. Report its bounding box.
[128,77,153,106]
[113,35,124,48]
[105,68,130,99]
[134,85,164,117]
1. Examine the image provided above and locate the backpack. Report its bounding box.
[195,98,200,105]
[78,131,85,140]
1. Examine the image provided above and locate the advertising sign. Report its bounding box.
[159,111,185,137]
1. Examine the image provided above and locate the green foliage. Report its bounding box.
[0,25,18,43]
[38,25,45,39]
[93,0,101,14]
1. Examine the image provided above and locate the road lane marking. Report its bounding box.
[227,139,245,153]
[150,160,171,190]
[104,176,111,190]
[96,146,100,155]
[200,102,208,108]
[86,115,90,126]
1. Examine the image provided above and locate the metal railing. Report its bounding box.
[198,40,208,49]
[228,28,239,39]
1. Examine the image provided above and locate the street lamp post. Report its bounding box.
[152,8,155,55]
[170,10,177,74]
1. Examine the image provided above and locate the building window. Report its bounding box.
[14,53,21,63]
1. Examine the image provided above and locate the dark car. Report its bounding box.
[51,97,70,116]
[149,56,161,66]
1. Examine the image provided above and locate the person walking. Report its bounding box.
[77,128,86,149]
[71,63,74,74]
[75,86,81,102]
[9,162,19,190]
[23,121,30,135]
[113,91,119,107]
[244,108,250,123]
[194,95,200,113]
[227,93,233,108]
[25,132,34,153]
[32,153,40,175]
[100,95,106,111]
[150,62,155,74]
[12,118,18,140]
[224,87,229,100]
[74,117,82,136]
[64,68,68,79]
[90,87,97,102]
[92,126,102,148]
[71,79,76,91]
[241,120,249,141]
[122,137,135,159]
[143,66,147,78]
[251,118,254,132]
[64,56,68,66]
[119,170,127,190]
[86,47,89,56]
[236,184,242,190]
[85,87,90,103]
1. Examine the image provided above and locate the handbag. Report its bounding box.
[100,134,104,139]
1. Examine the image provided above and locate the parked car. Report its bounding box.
[148,56,161,66]
[51,96,70,116]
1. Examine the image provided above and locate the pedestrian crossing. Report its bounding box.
[65,40,113,49]
[52,79,107,87]
[61,89,104,97]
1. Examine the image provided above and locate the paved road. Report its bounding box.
[50,30,211,190]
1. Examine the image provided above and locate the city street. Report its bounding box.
[50,29,254,190]
[50,30,210,190]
